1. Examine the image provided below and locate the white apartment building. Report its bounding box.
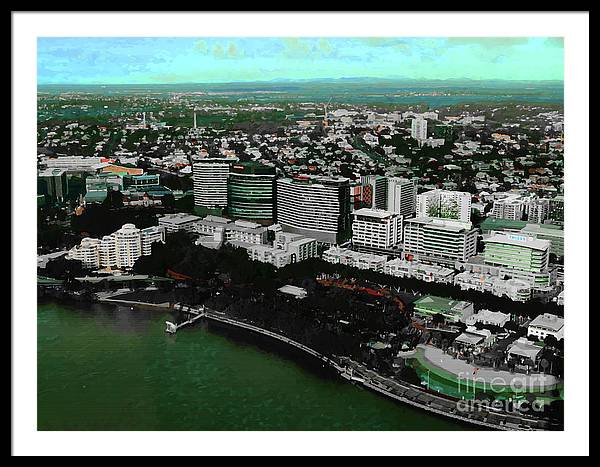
[276,176,351,244]
[67,224,165,270]
[491,192,543,222]
[411,117,427,141]
[99,235,118,268]
[528,313,564,340]
[492,196,524,220]
[387,177,417,217]
[67,237,102,269]
[403,217,478,265]
[193,157,237,209]
[322,247,387,272]
[113,224,143,268]
[527,199,550,224]
[140,226,165,256]
[352,208,402,251]
[417,189,472,223]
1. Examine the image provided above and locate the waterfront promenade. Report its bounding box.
[173,303,558,431]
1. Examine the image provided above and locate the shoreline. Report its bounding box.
[172,303,557,431]
[38,295,560,431]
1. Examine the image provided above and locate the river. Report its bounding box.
[38,300,470,431]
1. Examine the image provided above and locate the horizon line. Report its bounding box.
[37,77,565,86]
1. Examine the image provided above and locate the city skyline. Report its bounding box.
[38,37,564,84]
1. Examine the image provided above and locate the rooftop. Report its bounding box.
[521,223,564,238]
[507,337,543,361]
[484,232,551,251]
[414,295,473,314]
[407,217,473,232]
[353,208,397,219]
[159,213,201,225]
[278,285,308,298]
[480,217,528,232]
[529,313,564,332]
[454,332,485,346]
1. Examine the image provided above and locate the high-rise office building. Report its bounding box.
[352,208,402,253]
[193,157,237,213]
[403,218,478,265]
[276,176,351,244]
[38,168,69,201]
[417,189,472,223]
[411,117,428,141]
[387,177,417,217]
[228,162,276,222]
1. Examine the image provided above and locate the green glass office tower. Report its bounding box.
[228,162,276,222]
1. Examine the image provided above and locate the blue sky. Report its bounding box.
[37,37,564,84]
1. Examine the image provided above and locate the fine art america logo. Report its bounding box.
[422,369,555,414]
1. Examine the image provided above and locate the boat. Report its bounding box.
[165,321,178,334]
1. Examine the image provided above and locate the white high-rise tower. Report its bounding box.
[411,117,427,142]
[387,177,417,217]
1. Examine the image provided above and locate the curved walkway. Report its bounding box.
[417,345,561,392]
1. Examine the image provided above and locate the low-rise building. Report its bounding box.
[454,271,533,302]
[225,220,269,245]
[528,313,564,340]
[454,326,495,350]
[413,295,474,323]
[466,309,511,328]
[245,232,318,268]
[322,247,387,272]
[507,337,544,369]
[277,285,308,299]
[158,213,202,233]
[384,258,455,283]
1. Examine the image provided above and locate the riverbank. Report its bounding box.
[174,304,558,431]
[38,294,560,430]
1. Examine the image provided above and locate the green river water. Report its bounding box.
[38,301,469,431]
